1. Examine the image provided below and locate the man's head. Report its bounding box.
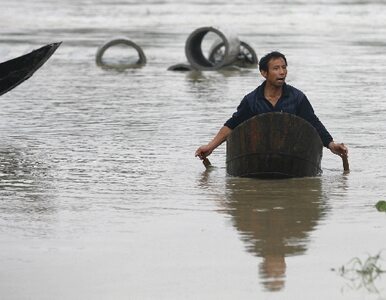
[259,51,288,87]
[259,51,287,73]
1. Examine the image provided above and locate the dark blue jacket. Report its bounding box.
[224,81,333,147]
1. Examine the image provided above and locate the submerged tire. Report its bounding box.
[96,38,146,68]
[185,26,240,71]
[167,63,196,71]
[209,40,258,68]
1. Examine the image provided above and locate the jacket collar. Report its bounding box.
[257,80,289,100]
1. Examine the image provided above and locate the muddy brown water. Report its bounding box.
[1,0,386,299]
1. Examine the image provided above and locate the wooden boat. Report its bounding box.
[0,42,61,96]
[226,112,323,178]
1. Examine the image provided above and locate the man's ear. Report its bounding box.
[260,70,267,79]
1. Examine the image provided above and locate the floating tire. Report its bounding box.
[96,38,146,69]
[209,40,258,68]
[185,27,240,71]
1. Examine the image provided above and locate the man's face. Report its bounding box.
[261,57,287,87]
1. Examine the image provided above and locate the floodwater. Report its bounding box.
[1,0,386,299]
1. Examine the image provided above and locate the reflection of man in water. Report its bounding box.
[261,255,286,291]
[224,178,326,291]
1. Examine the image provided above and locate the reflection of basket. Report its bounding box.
[226,112,323,178]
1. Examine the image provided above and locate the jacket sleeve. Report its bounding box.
[297,96,333,147]
[224,97,255,129]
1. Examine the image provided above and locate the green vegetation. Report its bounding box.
[376,201,386,212]
[337,252,386,293]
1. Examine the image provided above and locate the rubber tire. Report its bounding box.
[96,38,146,68]
[185,27,240,71]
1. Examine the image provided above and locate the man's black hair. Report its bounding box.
[258,51,287,72]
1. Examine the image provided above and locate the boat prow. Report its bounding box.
[0,42,61,96]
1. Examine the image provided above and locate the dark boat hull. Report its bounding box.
[0,42,61,96]
[226,112,323,178]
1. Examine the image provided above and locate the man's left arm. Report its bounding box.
[297,96,348,157]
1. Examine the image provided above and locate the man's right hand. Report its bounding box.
[195,126,232,160]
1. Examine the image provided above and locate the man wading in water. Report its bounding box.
[195,51,348,161]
